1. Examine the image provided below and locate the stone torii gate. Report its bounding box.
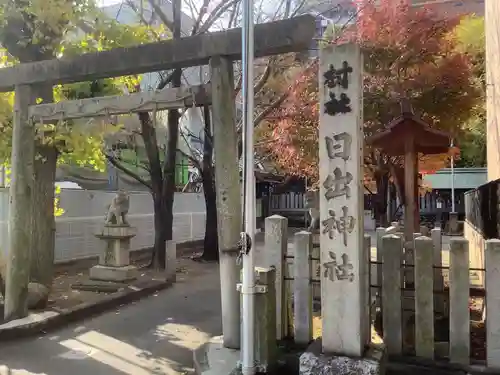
[0,14,316,341]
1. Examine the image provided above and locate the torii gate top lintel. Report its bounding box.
[0,15,316,93]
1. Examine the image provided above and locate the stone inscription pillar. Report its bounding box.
[318,43,368,356]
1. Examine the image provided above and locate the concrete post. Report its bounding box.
[382,234,403,355]
[386,225,398,235]
[375,227,386,296]
[449,237,470,365]
[449,212,459,235]
[414,236,434,359]
[264,215,288,340]
[293,231,312,345]
[403,233,419,289]
[254,267,278,372]
[431,228,445,315]
[5,84,35,321]
[420,225,430,237]
[311,243,321,302]
[486,239,500,368]
[402,232,421,321]
[210,56,241,349]
[363,234,372,346]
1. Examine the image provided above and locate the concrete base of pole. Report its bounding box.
[219,252,241,349]
[447,212,459,235]
[299,339,387,375]
[193,336,240,375]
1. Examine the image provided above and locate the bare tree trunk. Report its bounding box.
[152,193,167,266]
[0,272,4,298]
[29,85,57,292]
[391,165,406,206]
[159,99,180,269]
[200,106,218,261]
[30,144,57,290]
[159,105,180,269]
[374,171,389,227]
[136,111,166,269]
[157,0,182,269]
[390,164,406,223]
[387,182,397,222]
[201,168,219,261]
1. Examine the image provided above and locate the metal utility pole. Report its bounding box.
[486,0,500,181]
[450,138,455,213]
[241,0,256,372]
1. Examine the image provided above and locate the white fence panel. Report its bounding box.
[0,189,206,263]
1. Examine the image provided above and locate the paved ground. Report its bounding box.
[0,233,275,375]
[0,261,222,375]
[0,230,458,375]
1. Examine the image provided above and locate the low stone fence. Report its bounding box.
[260,215,500,370]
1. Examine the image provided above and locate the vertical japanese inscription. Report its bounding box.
[323,168,353,200]
[324,92,351,116]
[322,131,354,207]
[321,58,357,281]
[322,251,355,282]
[323,61,353,116]
[325,132,352,161]
[319,43,365,355]
[321,206,356,246]
[323,61,353,90]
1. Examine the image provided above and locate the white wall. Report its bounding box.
[0,189,206,263]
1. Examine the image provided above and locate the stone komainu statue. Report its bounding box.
[305,189,320,232]
[105,190,130,226]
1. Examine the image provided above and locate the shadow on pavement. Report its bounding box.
[0,261,222,375]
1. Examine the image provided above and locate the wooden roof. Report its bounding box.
[367,103,452,156]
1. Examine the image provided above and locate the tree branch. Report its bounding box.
[125,0,156,31]
[182,127,205,147]
[289,0,306,17]
[178,148,202,169]
[364,184,375,195]
[185,0,200,28]
[237,90,288,134]
[180,128,204,159]
[110,151,152,173]
[106,154,152,190]
[254,60,273,94]
[156,71,174,90]
[191,0,211,35]
[138,111,164,187]
[147,0,175,32]
[198,0,241,34]
[234,66,243,96]
[236,91,289,157]
[253,92,288,128]
[227,0,240,28]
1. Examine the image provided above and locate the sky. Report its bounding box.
[97,0,292,21]
[100,0,122,5]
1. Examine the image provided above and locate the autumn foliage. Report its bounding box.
[260,0,481,190]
